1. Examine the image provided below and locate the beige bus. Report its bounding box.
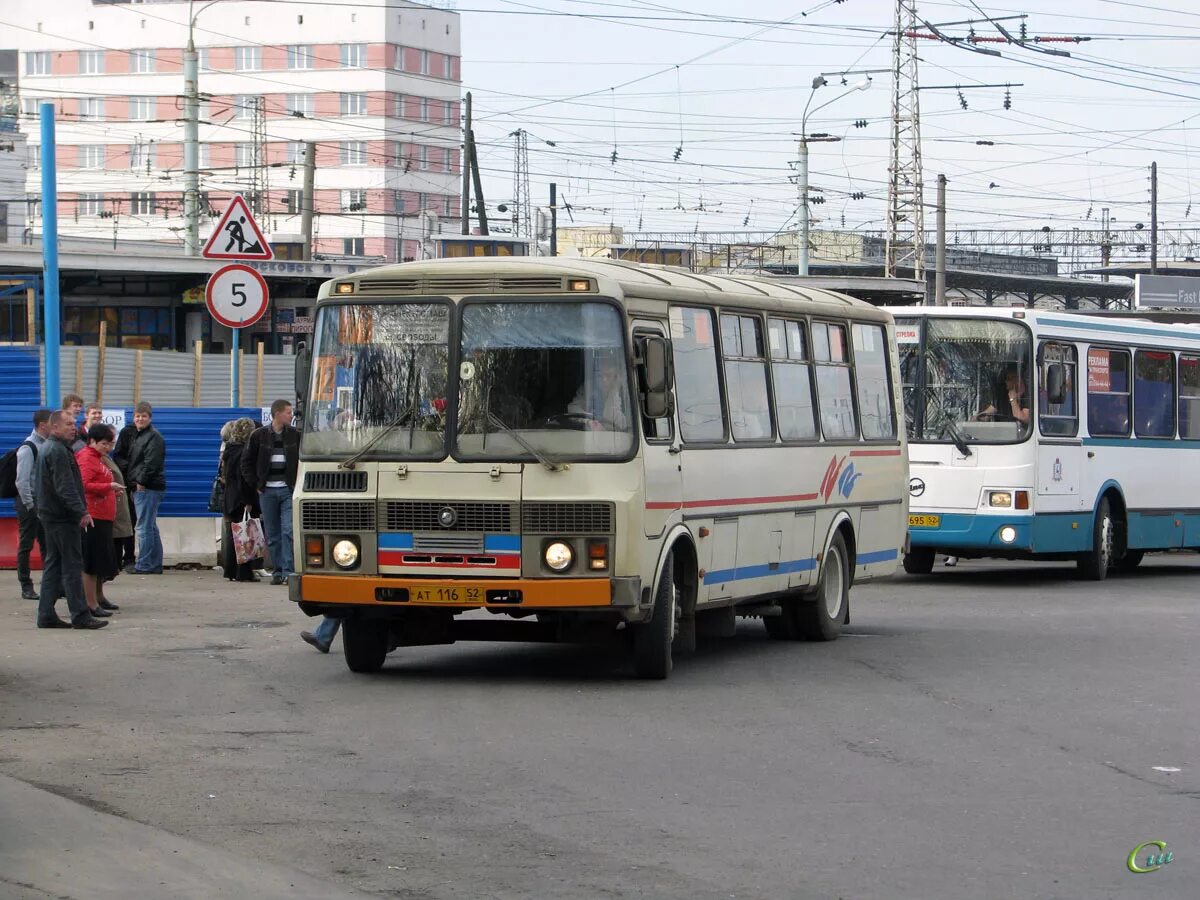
[290,257,908,678]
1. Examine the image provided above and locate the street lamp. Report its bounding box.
[184,0,224,256]
[797,75,870,276]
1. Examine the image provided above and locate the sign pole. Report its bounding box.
[41,103,61,406]
[231,326,240,407]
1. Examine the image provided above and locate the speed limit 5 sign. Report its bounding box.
[205,264,269,329]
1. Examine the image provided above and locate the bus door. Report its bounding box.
[1036,342,1083,511]
[634,322,682,537]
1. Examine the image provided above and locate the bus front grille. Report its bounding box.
[303,470,368,493]
[383,501,517,533]
[300,500,377,532]
[522,502,614,535]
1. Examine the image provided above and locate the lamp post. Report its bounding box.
[797,76,870,276]
[184,0,223,256]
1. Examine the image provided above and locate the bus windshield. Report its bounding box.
[898,317,1033,444]
[455,301,635,460]
[302,302,451,458]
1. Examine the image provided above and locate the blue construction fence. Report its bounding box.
[0,405,266,519]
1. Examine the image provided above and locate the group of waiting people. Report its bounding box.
[19,396,166,630]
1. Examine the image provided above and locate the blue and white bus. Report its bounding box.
[894,307,1200,578]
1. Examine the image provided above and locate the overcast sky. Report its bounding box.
[460,0,1200,248]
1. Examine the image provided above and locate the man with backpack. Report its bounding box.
[3,409,52,600]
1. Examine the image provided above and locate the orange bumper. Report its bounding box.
[298,574,613,609]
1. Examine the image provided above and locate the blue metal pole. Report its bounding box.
[231,326,240,407]
[40,103,61,406]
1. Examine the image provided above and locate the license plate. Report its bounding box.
[411,585,484,604]
[908,514,941,528]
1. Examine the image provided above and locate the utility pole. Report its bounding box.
[887,0,925,280]
[797,136,808,276]
[549,182,558,257]
[1100,207,1111,282]
[300,141,316,260]
[183,27,200,255]
[469,128,488,235]
[512,128,531,239]
[1150,161,1158,275]
[460,92,472,235]
[934,173,946,306]
[40,103,61,405]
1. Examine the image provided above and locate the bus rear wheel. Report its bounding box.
[343,619,389,673]
[795,532,849,642]
[903,548,936,575]
[632,552,677,679]
[1077,497,1116,581]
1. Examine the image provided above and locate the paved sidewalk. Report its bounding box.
[0,773,375,899]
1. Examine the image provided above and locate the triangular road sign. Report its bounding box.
[202,194,274,260]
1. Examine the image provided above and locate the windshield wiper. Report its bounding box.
[486,412,568,472]
[337,398,419,470]
[924,389,973,458]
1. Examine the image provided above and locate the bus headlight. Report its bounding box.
[989,491,1013,507]
[544,541,574,572]
[331,538,360,569]
[999,525,1018,544]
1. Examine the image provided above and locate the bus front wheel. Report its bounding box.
[632,552,677,679]
[903,548,936,575]
[1077,497,1116,581]
[343,619,389,673]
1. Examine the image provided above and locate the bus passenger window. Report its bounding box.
[1086,348,1130,437]
[669,306,725,442]
[1038,342,1078,437]
[769,318,817,441]
[720,313,772,441]
[852,324,896,440]
[813,322,858,441]
[1134,350,1176,438]
[1180,355,1200,439]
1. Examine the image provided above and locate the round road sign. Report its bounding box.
[205,263,269,329]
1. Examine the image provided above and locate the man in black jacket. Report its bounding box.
[35,411,106,629]
[111,420,139,569]
[242,399,300,585]
[126,402,167,574]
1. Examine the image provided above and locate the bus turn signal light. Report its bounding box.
[305,536,325,567]
[588,539,609,571]
[1015,490,1030,510]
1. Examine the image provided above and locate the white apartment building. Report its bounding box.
[11,0,462,260]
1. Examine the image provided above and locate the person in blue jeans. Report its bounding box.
[242,399,300,586]
[125,402,166,574]
[302,616,341,654]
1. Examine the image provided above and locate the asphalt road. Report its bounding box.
[1,558,1197,900]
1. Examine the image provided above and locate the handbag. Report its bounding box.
[207,474,225,514]
[231,510,267,566]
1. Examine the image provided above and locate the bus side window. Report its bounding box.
[669,306,726,443]
[1134,349,1176,438]
[1086,347,1130,437]
[812,321,858,441]
[1038,342,1078,437]
[1179,355,1200,439]
[852,323,896,440]
[720,313,773,442]
[768,318,817,441]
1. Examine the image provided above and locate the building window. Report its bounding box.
[418,49,430,75]
[443,148,454,172]
[341,141,367,165]
[340,43,366,67]
[129,143,155,170]
[129,49,156,74]
[130,192,156,216]
[1038,342,1078,438]
[343,237,365,256]
[79,145,106,169]
[669,306,725,442]
[768,318,817,441]
[196,48,210,70]
[22,98,41,118]
[340,92,368,116]
[1134,349,1176,438]
[1086,347,1131,437]
[813,321,858,440]
[287,44,314,70]
[286,93,314,117]
[443,55,453,79]
[418,145,430,170]
[27,144,40,169]
[341,189,367,211]
[286,141,307,164]
[284,189,304,215]
[394,191,407,214]
[198,144,210,168]
[234,95,259,118]
[444,100,455,125]
[853,323,897,440]
[129,96,155,121]
[26,52,50,76]
[419,97,430,121]
[79,97,105,121]
[235,143,256,168]
[79,50,105,75]
[234,46,261,71]
[79,193,105,216]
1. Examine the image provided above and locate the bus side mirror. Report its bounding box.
[637,336,674,420]
[1045,363,1066,404]
[294,342,311,405]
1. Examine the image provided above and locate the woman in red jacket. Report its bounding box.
[76,424,123,617]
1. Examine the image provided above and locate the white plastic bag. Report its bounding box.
[231,510,267,566]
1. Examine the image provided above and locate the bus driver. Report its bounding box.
[567,353,631,431]
[976,364,1030,426]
